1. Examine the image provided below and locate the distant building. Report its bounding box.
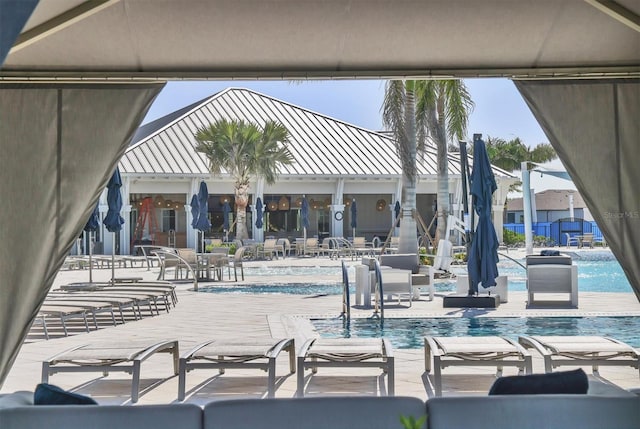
[506,189,592,223]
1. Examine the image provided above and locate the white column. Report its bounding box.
[522,163,534,255]
[331,204,345,237]
[122,204,132,254]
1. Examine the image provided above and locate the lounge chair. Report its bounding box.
[42,339,180,403]
[177,338,295,400]
[297,338,395,397]
[518,335,640,375]
[424,336,533,397]
[34,305,92,339]
[580,233,594,248]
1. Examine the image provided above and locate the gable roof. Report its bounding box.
[121,87,514,179]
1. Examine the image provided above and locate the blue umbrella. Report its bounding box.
[301,197,310,230]
[103,169,124,233]
[190,194,199,229]
[195,181,211,252]
[103,168,124,283]
[222,201,231,231]
[83,202,100,283]
[350,199,357,238]
[394,200,401,225]
[467,136,500,295]
[255,197,263,229]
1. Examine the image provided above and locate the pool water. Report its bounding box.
[200,252,633,295]
[312,316,640,349]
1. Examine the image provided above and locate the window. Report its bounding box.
[162,209,176,232]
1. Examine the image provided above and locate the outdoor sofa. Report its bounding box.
[2,391,639,429]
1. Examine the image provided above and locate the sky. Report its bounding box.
[142,78,551,147]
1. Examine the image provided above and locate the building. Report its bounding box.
[95,88,516,255]
[506,189,592,224]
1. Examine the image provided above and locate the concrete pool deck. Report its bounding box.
[2,249,639,404]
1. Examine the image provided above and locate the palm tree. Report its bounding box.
[195,118,294,240]
[485,136,557,172]
[383,80,473,252]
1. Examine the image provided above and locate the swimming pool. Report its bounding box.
[312,316,640,349]
[200,252,633,294]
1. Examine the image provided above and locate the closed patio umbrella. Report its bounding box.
[83,202,100,283]
[222,201,231,241]
[190,194,199,228]
[301,197,310,254]
[350,198,357,240]
[467,135,500,295]
[255,197,263,229]
[394,200,401,225]
[103,168,125,283]
[194,181,211,252]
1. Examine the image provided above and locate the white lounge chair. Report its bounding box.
[424,336,533,397]
[297,338,394,397]
[42,339,180,403]
[177,338,295,400]
[518,335,640,375]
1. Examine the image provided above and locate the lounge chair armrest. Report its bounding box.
[382,338,394,358]
[266,338,295,358]
[518,336,553,357]
[503,337,532,357]
[180,340,217,360]
[424,336,445,357]
[134,340,180,362]
[298,338,317,357]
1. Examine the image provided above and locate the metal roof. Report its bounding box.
[121,87,514,180]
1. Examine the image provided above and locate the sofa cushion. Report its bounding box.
[0,391,34,408]
[488,369,588,395]
[0,404,203,429]
[526,255,572,266]
[34,383,97,405]
[379,254,420,274]
[427,395,640,429]
[204,396,427,429]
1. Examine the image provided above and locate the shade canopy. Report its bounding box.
[3,1,638,79]
[467,136,500,295]
[0,82,163,386]
[102,168,124,233]
[255,197,263,229]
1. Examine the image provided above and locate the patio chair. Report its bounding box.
[518,335,640,375]
[42,339,180,403]
[580,233,594,248]
[526,255,578,307]
[177,338,295,400]
[228,246,246,281]
[565,233,580,248]
[424,336,533,397]
[257,239,281,260]
[303,238,320,257]
[297,338,394,397]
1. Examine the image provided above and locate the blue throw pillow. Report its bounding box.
[488,368,588,395]
[34,383,97,405]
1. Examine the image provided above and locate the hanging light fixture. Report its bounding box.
[154,195,165,207]
[324,198,331,209]
[344,197,351,207]
[165,200,173,208]
[220,195,231,204]
[268,200,278,211]
[294,197,303,208]
[278,196,290,210]
[173,201,182,210]
[376,199,387,211]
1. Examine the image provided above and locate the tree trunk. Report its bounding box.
[398,84,418,255]
[235,183,249,240]
[435,96,449,246]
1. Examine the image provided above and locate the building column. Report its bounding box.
[331,204,346,237]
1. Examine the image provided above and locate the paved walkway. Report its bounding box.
[2,250,639,404]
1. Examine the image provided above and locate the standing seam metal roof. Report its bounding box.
[121,87,513,180]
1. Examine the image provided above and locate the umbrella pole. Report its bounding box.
[88,231,93,283]
[111,232,116,284]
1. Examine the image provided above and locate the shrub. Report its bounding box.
[503,228,524,245]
